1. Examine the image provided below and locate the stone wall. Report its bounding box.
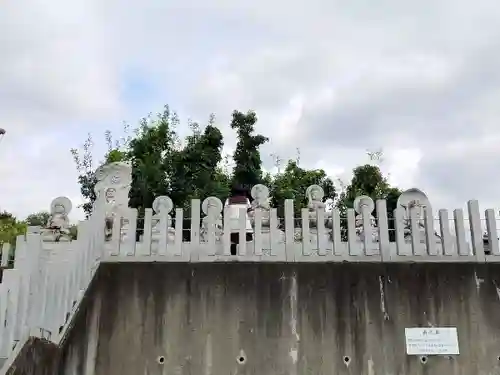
[8,262,500,374]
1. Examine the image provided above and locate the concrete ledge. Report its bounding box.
[6,263,500,374]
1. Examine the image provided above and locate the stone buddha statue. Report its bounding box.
[42,196,73,242]
[200,197,224,243]
[93,162,132,241]
[295,185,332,244]
[151,195,176,246]
[247,184,285,249]
[353,195,378,243]
[248,184,271,227]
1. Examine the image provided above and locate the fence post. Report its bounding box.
[4,270,20,357]
[1,243,10,268]
[11,236,27,344]
[468,200,485,262]
[0,283,7,357]
[24,230,45,336]
[376,200,390,261]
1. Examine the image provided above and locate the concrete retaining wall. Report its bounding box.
[8,263,500,374]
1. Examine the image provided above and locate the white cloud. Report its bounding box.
[0,0,122,221]
[2,0,500,222]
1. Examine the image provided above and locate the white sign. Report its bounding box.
[405,327,459,355]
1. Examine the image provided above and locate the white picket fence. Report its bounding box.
[100,198,498,263]
[0,210,103,371]
[0,196,499,369]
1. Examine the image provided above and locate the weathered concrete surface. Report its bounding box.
[9,263,500,374]
[4,338,59,375]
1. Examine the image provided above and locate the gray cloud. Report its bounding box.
[3,0,500,219]
[416,137,500,209]
[0,0,122,219]
[186,1,500,211]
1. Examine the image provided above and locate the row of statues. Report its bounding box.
[39,162,437,246]
[198,184,341,243]
[40,185,381,245]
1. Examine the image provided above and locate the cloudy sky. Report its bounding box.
[1,0,500,222]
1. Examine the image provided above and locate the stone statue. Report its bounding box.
[42,197,72,242]
[247,184,284,250]
[248,184,271,228]
[306,184,327,228]
[93,162,132,241]
[353,195,378,242]
[298,185,332,244]
[200,197,223,242]
[151,195,176,244]
[397,189,433,244]
[397,188,441,244]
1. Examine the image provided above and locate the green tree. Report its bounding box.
[270,160,336,219]
[0,211,27,247]
[128,106,180,212]
[125,109,231,240]
[75,106,408,245]
[127,108,233,212]
[230,110,268,191]
[170,115,229,207]
[335,164,401,240]
[69,224,78,240]
[25,211,50,227]
[70,134,96,217]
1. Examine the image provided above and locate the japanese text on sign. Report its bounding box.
[405,327,459,355]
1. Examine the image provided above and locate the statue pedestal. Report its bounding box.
[200,216,223,243]
[41,229,71,242]
[152,228,176,242]
[138,228,176,249]
[294,228,331,250]
[256,228,285,250]
[308,228,331,246]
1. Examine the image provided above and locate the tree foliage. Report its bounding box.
[230,110,268,191]
[170,115,229,207]
[335,162,401,240]
[70,134,96,217]
[270,160,336,218]
[69,224,78,240]
[0,211,26,247]
[25,211,50,227]
[71,106,406,235]
[128,107,179,212]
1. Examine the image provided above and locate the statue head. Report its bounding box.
[353,195,375,215]
[396,188,430,220]
[306,185,324,202]
[153,196,174,214]
[50,196,72,217]
[312,189,320,200]
[55,204,65,214]
[202,197,223,216]
[251,184,269,202]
